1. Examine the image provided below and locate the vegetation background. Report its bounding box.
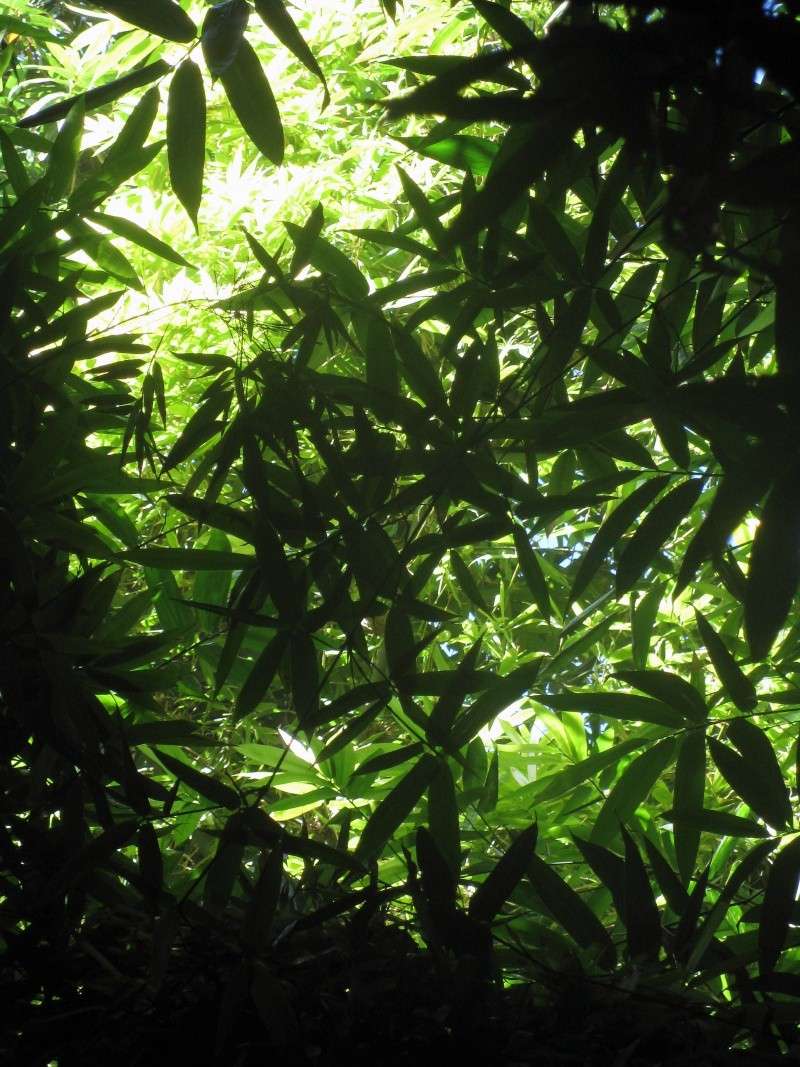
[3,0,800,1062]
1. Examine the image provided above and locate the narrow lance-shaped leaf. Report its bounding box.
[672,729,705,884]
[570,476,669,604]
[242,839,284,953]
[616,478,704,595]
[591,738,677,845]
[46,96,84,202]
[201,0,250,77]
[254,0,330,107]
[155,749,241,810]
[235,631,289,721]
[621,826,661,961]
[220,39,284,165]
[469,822,538,924]
[355,755,438,861]
[168,60,206,230]
[512,523,551,620]
[695,610,757,711]
[745,467,800,660]
[19,60,170,128]
[526,852,616,967]
[428,762,460,882]
[89,0,197,42]
[759,835,800,974]
[614,669,707,723]
[709,724,791,830]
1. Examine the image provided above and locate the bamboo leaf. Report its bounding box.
[591,739,677,845]
[695,610,757,712]
[355,755,438,861]
[616,478,704,595]
[469,822,538,924]
[220,38,284,165]
[168,59,206,230]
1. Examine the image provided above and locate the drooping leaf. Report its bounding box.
[621,826,661,961]
[201,0,250,78]
[168,59,206,229]
[569,476,669,603]
[469,822,538,924]
[220,38,284,165]
[235,631,290,721]
[591,738,677,845]
[672,730,706,883]
[745,468,800,660]
[45,96,84,202]
[695,610,757,711]
[254,0,329,106]
[709,724,791,830]
[616,478,704,595]
[759,835,800,974]
[526,852,615,966]
[355,755,438,861]
[89,0,196,41]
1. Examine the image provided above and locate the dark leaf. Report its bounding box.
[220,39,284,165]
[760,836,800,974]
[168,59,206,229]
[695,610,757,712]
[254,0,329,106]
[616,478,703,595]
[745,468,800,660]
[526,852,615,966]
[621,826,661,961]
[469,822,538,924]
[90,0,197,41]
[355,755,438,861]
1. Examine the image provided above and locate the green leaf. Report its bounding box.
[220,39,284,165]
[672,730,706,883]
[512,523,551,620]
[201,0,250,77]
[745,468,800,659]
[538,691,685,730]
[46,96,84,201]
[469,822,538,924]
[397,134,496,176]
[355,755,438,861]
[530,737,647,803]
[396,164,448,254]
[450,658,542,749]
[663,809,769,839]
[570,476,669,604]
[90,0,197,42]
[709,728,791,830]
[352,743,423,779]
[695,610,757,711]
[621,826,661,961]
[290,633,319,728]
[242,840,284,952]
[478,747,499,814]
[449,549,490,613]
[572,835,626,919]
[392,325,447,411]
[89,210,193,268]
[168,59,206,230]
[591,738,677,845]
[253,0,329,107]
[124,547,256,570]
[759,835,800,974]
[428,761,460,881]
[616,478,704,595]
[235,631,289,721]
[19,60,170,128]
[631,581,664,669]
[614,670,706,723]
[526,852,615,966]
[155,749,240,809]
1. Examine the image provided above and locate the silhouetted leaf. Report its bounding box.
[695,610,757,711]
[614,669,706,723]
[759,836,800,974]
[591,738,677,845]
[745,468,800,659]
[168,59,206,229]
[355,755,438,861]
[621,826,661,961]
[527,852,616,966]
[672,730,705,883]
[236,632,289,721]
[90,0,197,41]
[616,478,703,595]
[155,749,240,809]
[201,0,250,77]
[469,822,538,924]
[254,0,329,106]
[220,39,284,164]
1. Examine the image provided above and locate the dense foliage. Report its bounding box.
[4,0,800,1062]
